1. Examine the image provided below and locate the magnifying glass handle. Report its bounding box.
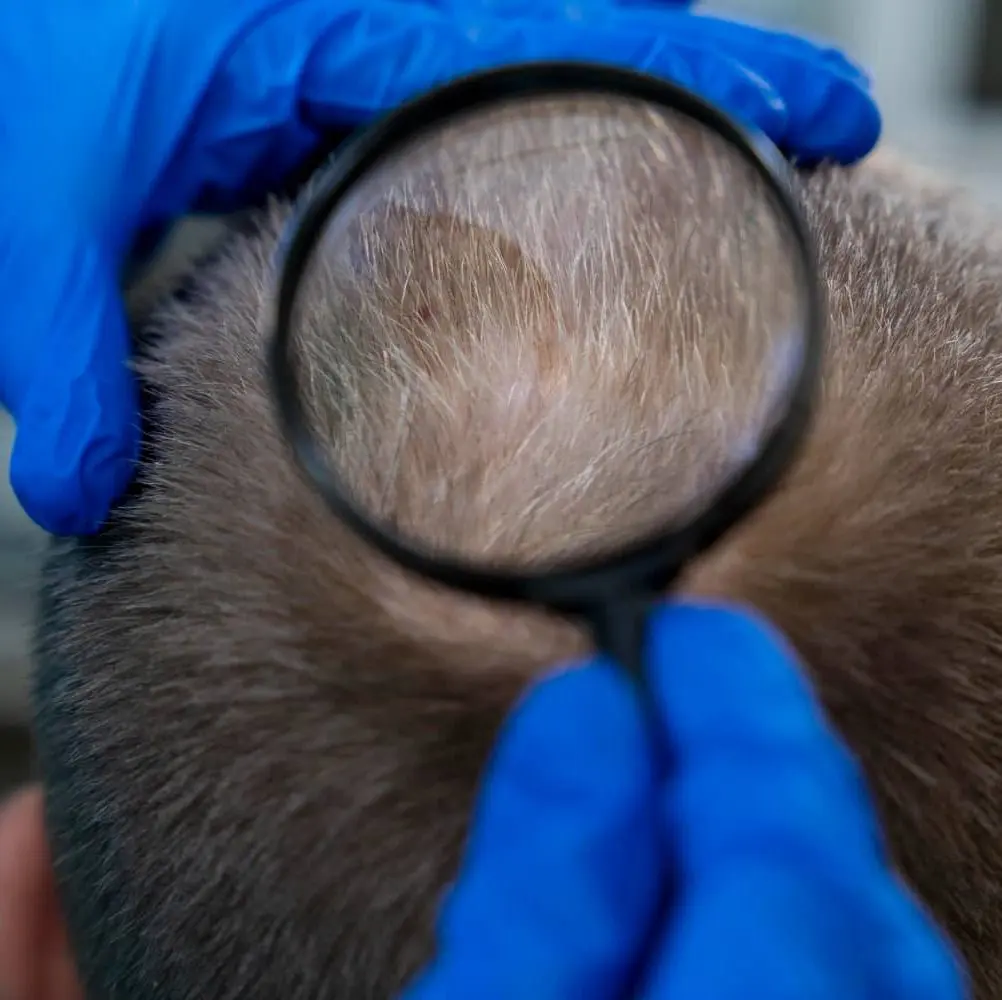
[587,594,670,760]
[589,594,650,689]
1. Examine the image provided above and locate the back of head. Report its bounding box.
[32,97,1002,1000]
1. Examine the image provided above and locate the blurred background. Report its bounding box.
[2,0,1002,790]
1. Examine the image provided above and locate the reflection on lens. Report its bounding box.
[285,92,809,572]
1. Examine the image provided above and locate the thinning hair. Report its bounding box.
[32,97,1002,1000]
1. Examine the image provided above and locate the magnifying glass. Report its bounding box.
[267,62,824,685]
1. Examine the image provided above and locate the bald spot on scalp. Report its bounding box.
[31,97,1002,1000]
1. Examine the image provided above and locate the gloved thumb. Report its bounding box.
[1,230,139,536]
[403,660,663,1000]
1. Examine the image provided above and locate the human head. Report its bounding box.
[8,113,1002,999]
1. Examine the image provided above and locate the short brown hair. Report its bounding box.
[32,103,1002,1000]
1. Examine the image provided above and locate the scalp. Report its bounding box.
[32,116,1002,1000]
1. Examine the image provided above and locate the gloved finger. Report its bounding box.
[615,10,881,161]
[869,877,969,1000]
[691,15,879,162]
[182,0,789,215]
[642,10,872,88]
[292,5,788,133]
[296,1,696,20]
[639,862,883,999]
[405,1,619,15]
[637,603,963,1000]
[0,227,138,536]
[636,834,967,1000]
[613,1,697,8]
[401,660,663,1000]
[646,603,884,883]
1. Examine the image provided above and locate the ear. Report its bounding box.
[0,785,83,1000]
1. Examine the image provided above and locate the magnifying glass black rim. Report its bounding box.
[267,60,825,611]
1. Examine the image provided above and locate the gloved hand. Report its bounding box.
[0,1,881,537]
[402,602,967,1000]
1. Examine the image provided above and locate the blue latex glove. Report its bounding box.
[0,1,880,537]
[403,603,968,1000]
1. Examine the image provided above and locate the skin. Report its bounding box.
[0,788,83,1000]
[6,100,1002,998]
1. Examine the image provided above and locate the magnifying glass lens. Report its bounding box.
[284,91,810,573]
